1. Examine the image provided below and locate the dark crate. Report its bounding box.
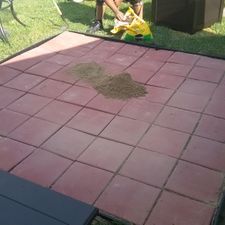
[151,0,224,33]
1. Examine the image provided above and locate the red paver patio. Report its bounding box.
[0,31,225,225]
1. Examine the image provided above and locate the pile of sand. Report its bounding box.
[69,62,147,100]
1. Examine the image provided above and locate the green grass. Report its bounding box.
[0,0,225,61]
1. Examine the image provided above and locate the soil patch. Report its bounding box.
[69,62,147,100]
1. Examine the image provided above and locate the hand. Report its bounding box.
[115,11,126,21]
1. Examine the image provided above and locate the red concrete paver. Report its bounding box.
[0,138,34,171]
[178,79,217,97]
[11,149,72,187]
[30,79,71,98]
[168,91,209,112]
[5,73,45,92]
[144,86,174,104]
[119,99,163,123]
[99,62,126,75]
[87,94,127,114]
[60,46,91,58]
[117,44,147,57]
[58,85,97,106]
[46,54,74,66]
[147,72,184,89]
[220,76,225,86]
[95,175,160,225]
[146,191,214,225]
[67,108,114,135]
[158,62,192,77]
[142,49,173,62]
[0,66,21,85]
[205,98,225,119]
[8,93,52,115]
[78,138,132,172]
[168,52,200,65]
[35,100,81,125]
[212,86,225,101]
[196,56,225,70]
[125,67,155,84]
[166,161,224,203]
[95,40,125,53]
[120,148,176,187]
[26,61,63,77]
[182,136,225,172]
[52,162,113,204]
[0,86,24,109]
[195,115,225,142]
[138,125,189,158]
[9,117,60,147]
[105,53,138,67]
[131,58,164,72]
[101,116,149,145]
[42,127,95,160]
[155,106,200,133]
[50,63,80,84]
[188,66,224,83]
[0,109,29,136]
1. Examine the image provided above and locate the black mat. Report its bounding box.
[0,170,98,225]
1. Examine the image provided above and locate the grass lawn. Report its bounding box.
[0,0,225,61]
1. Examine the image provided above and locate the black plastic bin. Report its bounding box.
[151,0,224,33]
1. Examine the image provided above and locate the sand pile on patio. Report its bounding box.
[69,62,147,100]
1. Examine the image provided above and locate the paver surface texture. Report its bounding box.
[1,31,225,225]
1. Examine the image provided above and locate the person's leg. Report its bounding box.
[132,0,143,18]
[87,0,105,33]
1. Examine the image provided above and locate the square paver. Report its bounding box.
[78,138,132,172]
[155,106,200,133]
[146,191,213,225]
[119,99,163,123]
[52,162,113,204]
[105,53,138,67]
[166,161,224,203]
[46,54,74,66]
[0,86,24,109]
[101,116,149,145]
[178,79,216,97]
[67,108,114,135]
[9,118,60,147]
[42,127,95,160]
[168,91,209,112]
[131,58,164,72]
[11,149,72,187]
[30,79,71,98]
[35,100,81,125]
[182,136,225,172]
[120,148,176,187]
[158,62,192,77]
[212,86,225,101]
[205,98,225,119]
[188,66,224,83]
[197,56,225,70]
[5,73,45,92]
[142,49,173,62]
[117,44,147,57]
[26,61,63,77]
[195,115,225,142]
[147,73,184,89]
[125,67,155,84]
[168,52,199,65]
[87,94,127,114]
[58,85,97,106]
[0,109,29,136]
[95,175,160,225]
[8,93,52,115]
[143,86,174,104]
[50,64,80,84]
[138,125,189,158]
[0,138,34,171]
[0,66,21,85]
